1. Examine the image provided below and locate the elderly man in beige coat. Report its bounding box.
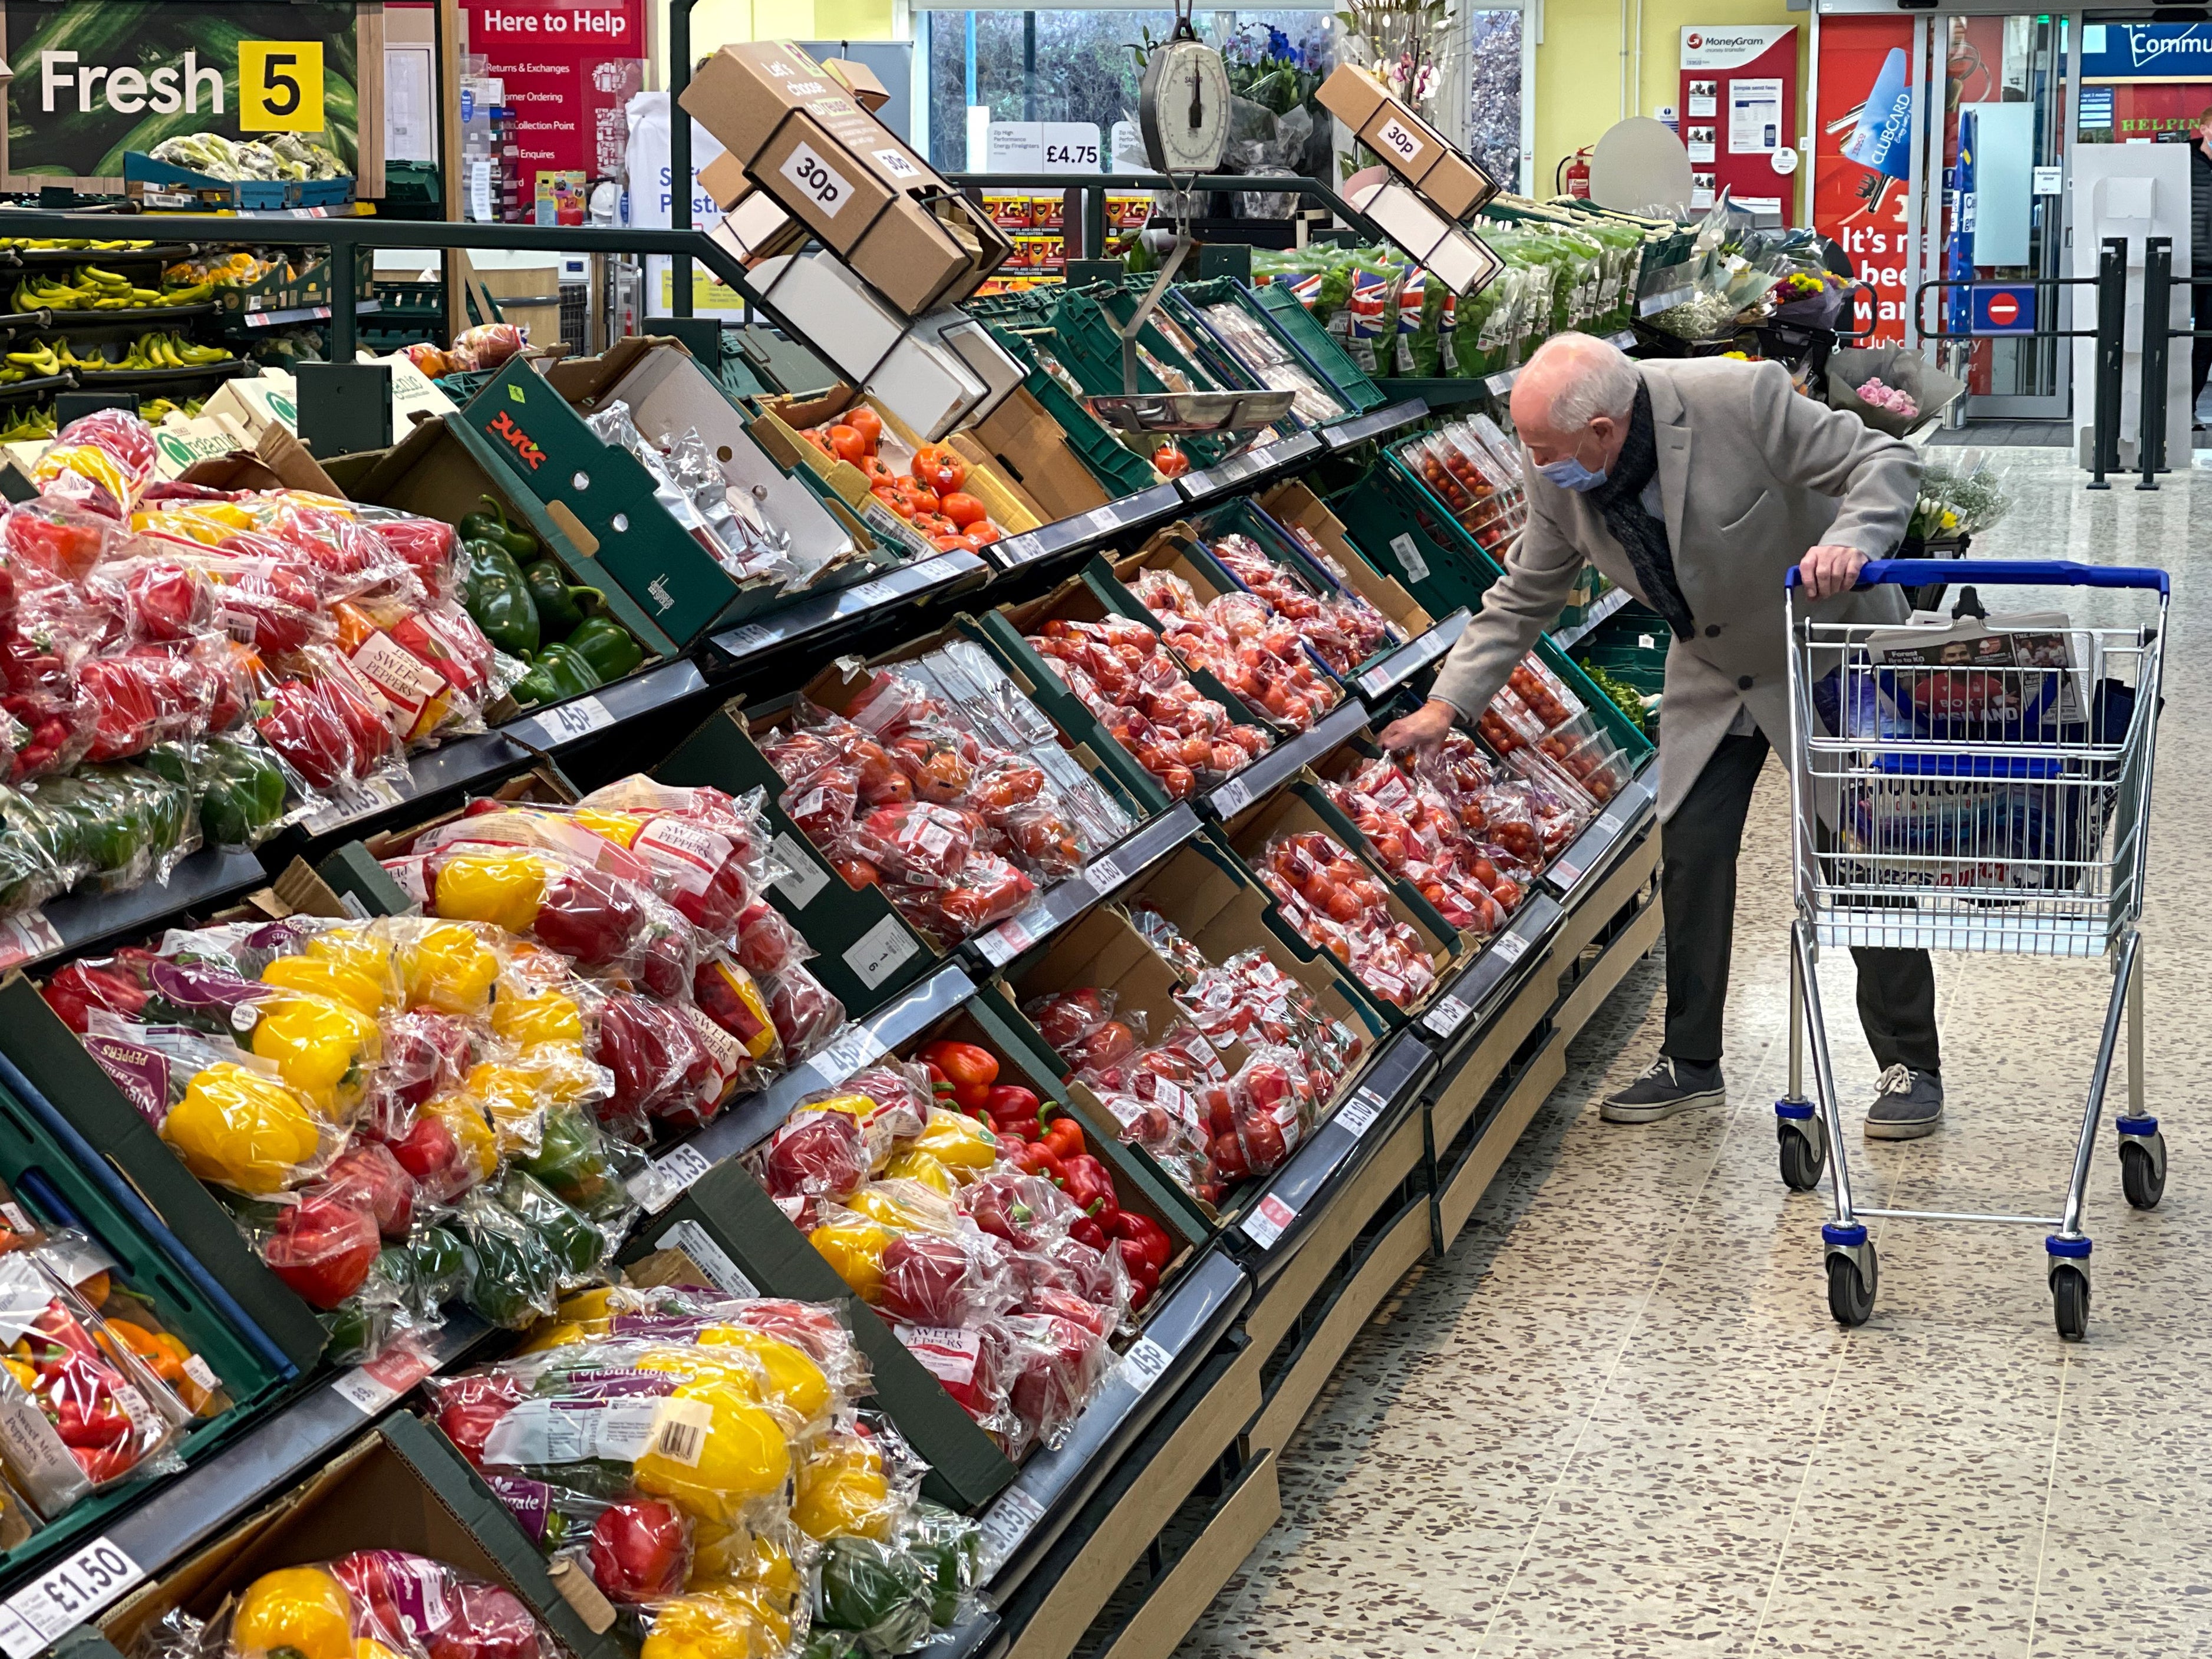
[1382,332,1944,1137]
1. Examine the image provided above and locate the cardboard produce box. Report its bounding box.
[1316,64,1499,220]
[1258,479,1436,641]
[98,1417,624,1659]
[961,384,1112,522]
[1345,180,1505,296]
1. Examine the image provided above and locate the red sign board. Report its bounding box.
[1679,25,1799,221]
[1812,15,1915,344]
[1984,289,2018,326]
[463,0,645,202]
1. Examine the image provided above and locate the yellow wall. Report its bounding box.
[1532,0,1810,215]
[671,0,898,76]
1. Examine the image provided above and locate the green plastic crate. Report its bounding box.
[1250,282,1387,413]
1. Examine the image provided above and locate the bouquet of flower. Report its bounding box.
[1908,453,2012,543]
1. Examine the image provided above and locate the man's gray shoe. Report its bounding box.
[1600,1057,1726,1123]
[1864,1064,1944,1140]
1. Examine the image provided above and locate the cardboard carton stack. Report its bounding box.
[1316,65,1505,296]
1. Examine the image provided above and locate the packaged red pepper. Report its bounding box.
[29,411,157,521]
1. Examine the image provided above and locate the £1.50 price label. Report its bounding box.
[0,1537,146,1657]
[240,42,326,132]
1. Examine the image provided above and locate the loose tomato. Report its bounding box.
[907,487,941,516]
[939,491,987,529]
[846,406,884,452]
[828,424,868,463]
[871,485,918,520]
[911,443,968,495]
[1153,444,1190,479]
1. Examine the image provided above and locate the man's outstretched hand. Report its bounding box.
[1379,698,1458,756]
[1797,542,1869,601]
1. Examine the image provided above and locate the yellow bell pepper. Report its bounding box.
[431,850,547,933]
[556,1285,621,1321]
[912,1107,1000,1174]
[693,1325,831,1420]
[260,954,387,1019]
[807,1219,893,1301]
[232,1566,354,1659]
[630,1376,792,1522]
[1,1357,34,1393]
[355,1641,405,1659]
[491,987,583,1049]
[638,1590,773,1659]
[520,1319,592,1353]
[248,995,377,1114]
[162,1063,323,1194]
[846,1182,955,1235]
[466,1061,545,1159]
[793,1435,895,1540]
[423,1093,500,1185]
[882,1148,955,1195]
[403,924,500,1018]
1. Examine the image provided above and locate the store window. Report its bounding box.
[919,9,1339,180]
[1466,8,1522,192]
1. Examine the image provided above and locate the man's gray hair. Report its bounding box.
[1532,332,1641,430]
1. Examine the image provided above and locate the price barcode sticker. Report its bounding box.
[0,912,63,973]
[1492,929,1532,965]
[721,623,777,657]
[1117,1335,1172,1397]
[843,913,920,989]
[1212,777,1254,817]
[845,578,897,611]
[530,694,615,745]
[0,1537,145,1655]
[1548,857,1584,888]
[813,1023,889,1088]
[1597,810,1626,839]
[994,532,1041,566]
[977,915,1036,968]
[1388,533,1429,585]
[1084,853,1127,895]
[1086,505,1120,536]
[1423,993,1473,1037]
[331,1343,438,1416]
[1333,1085,1388,1139]
[304,775,404,836]
[1486,368,1520,395]
[1241,1191,1297,1250]
[977,1484,1047,1575]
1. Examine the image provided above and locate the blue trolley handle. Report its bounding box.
[1787,559,2170,595]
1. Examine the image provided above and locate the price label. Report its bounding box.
[813,1023,889,1088]
[993,532,1042,566]
[1492,929,1531,965]
[240,41,325,132]
[642,1143,715,1212]
[1597,810,1625,840]
[655,1221,760,1297]
[1084,853,1127,895]
[977,1484,1047,1575]
[772,833,832,908]
[530,694,615,744]
[1388,533,1429,584]
[1547,856,1583,889]
[1373,116,1428,163]
[721,622,777,657]
[1211,777,1254,817]
[1333,1085,1388,1139]
[0,912,62,973]
[780,142,854,215]
[843,913,920,990]
[1357,658,1398,699]
[875,148,922,180]
[1086,505,1120,536]
[1422,993,1473,1037]
[1485,368,1520,395]
[844,578,898,612]
[331,1344,438,1415]
[0,1537,145,1655]
[304,776,404,835]
[1240,1191,1298,1250]
[977,915,1036,968]
[1117,1335,1172,1397]
[1046,138,1101,167]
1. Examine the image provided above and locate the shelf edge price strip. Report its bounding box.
[527,693,616,746]
[631,1141,717,1215]
[0,1537,146,1658]
[977,1483,1048,1578]
[1115,1335,1172,1398]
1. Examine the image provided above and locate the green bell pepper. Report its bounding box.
[410,1224,469,1312]
[517,1107,624,1221]
[459,1213,558,1330]
[322,1296,392,1366]
[521,560,598,641]
[147,738,287,847]
[510,641,602,708]
[462,537,541,658]
[458,493,539,562]
[497,1170,606,1285]
[565,615,644,682]
[813,1537,932,1648]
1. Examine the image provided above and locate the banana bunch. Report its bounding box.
[0,407,56,443]
[12,268,214,314]
[0,239,151,252]
[115,332,233,370]
[4,343,61,381]
[137,397,202,423]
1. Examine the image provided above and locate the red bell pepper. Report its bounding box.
[918,1040,998,1111]
[1059,1152,1117,1218]
[588,1498,689,1601]
[321,1143,420,1240]
[1107,1211,1173,1275]
[1040,1116,1086,1161]
[432,1372,523,1466]
[1011,1142,1065,1185]
[262,1190,380,1309]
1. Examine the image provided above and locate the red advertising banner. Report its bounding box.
[1680,25,1799,220]
[1812,15,1914,344]
[2108,81,2212,137]
[463,0,644,205]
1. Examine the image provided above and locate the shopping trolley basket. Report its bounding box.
[1775,558,2167,1341]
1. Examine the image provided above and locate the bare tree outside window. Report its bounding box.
[1467,8,1521,190]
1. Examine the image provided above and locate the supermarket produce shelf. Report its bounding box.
[707,552,989,669]
[1351,608,1471,704]
[1418,893,1567,1060]
[506,657,711,753]
[66,359,250,388]
[1320,398,1430,450]
[232,299,384,330]
[2,246,192,267]
[1202,701,1370,819]
[1541,772,1656,901]
[1226,1027,1437,1279]
[0,374,70,403]
[650,962,980,1188]
[14,845,272,973]
[967,803,1204,971]
[987,484,1186,573]
[2,1313,496,1619]
[1370,377,1492,408]
[1548,584,1630,651]
[1175,430,1324,506]
[977,1244,1250,1595]
[18,304,219,331]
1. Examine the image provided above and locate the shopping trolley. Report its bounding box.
[1774,558,2167,1341]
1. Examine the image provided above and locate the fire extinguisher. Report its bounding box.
[1557,147,1594,199]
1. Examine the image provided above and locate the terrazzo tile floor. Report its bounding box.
[1176,448,2212,1659]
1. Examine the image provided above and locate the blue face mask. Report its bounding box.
[1535,453,1607,492]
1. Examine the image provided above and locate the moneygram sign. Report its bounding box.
[1681,25,1794,70]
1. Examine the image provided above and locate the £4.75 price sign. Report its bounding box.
[239,41,325,131]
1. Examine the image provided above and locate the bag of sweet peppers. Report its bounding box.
[30,410,158,522]
[32,1228,232,1420]
[203,1551,562,1659]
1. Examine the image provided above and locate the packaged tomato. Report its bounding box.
[1024,987,1141,1071]
[852,802,977,888]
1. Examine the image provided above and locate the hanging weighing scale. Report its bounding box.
[1085,2,1294,440]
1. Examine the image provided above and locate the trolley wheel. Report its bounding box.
[2052,1265,2091,1342]
[2121,1134,2167,1211]
[1779,1122,1827,1192]
[1827,1245,1877,1327]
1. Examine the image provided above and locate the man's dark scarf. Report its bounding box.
[1587,383,1695,642]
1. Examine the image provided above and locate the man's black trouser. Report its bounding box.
[2194,275,2212,412]
[1660,728,1940,1073]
